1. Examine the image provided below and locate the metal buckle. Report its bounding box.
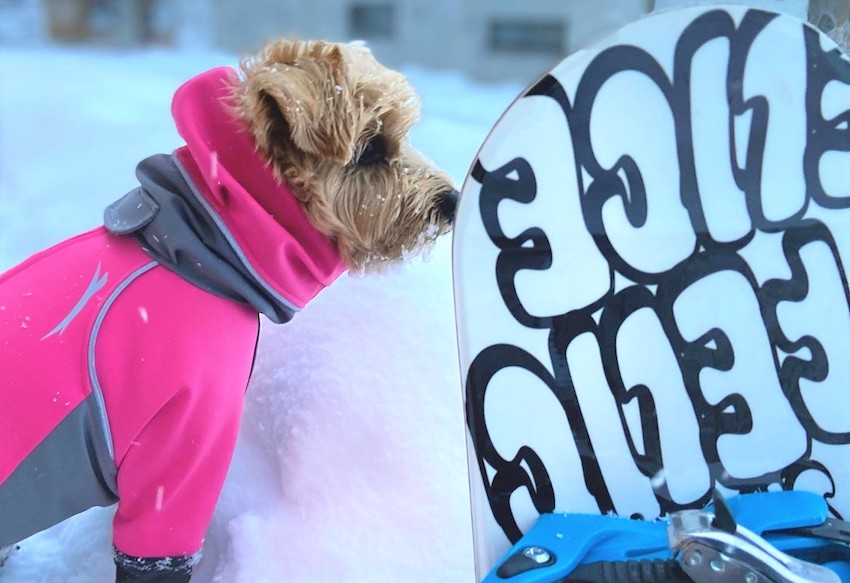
[667,503,841,583]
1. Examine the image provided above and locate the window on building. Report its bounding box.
[489,20,567,55]
[350,4,395,39]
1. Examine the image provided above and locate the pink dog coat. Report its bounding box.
[0,67,346,580]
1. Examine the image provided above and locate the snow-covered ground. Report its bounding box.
[0,46,523,582]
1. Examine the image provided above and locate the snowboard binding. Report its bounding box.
[484,490,850,582]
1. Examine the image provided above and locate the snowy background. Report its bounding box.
[0,45,523,582]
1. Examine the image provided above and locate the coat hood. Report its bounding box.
[170,67,346,312]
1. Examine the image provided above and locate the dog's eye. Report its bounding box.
[356,135,388,166]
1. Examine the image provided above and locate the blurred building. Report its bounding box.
[4,0,846,81]
[5,0,651,82]
[210,0,650,81]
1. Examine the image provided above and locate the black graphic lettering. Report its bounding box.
[463,7,850,544]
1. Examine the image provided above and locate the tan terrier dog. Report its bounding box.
[239,39,457,270]
[0,39,456,582]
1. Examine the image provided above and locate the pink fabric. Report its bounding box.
[95,241,258,558]
[171,67,347,309]
[1,66,348,559]
[0,228,259,557]
[0,228,130,484]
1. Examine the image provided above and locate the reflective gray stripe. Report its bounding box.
[88,261,158,459]
[42,261,109,340]
[171,154,301,315]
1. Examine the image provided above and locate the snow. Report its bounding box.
[0,46,523,581]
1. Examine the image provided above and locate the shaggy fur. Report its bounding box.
[234,39,456,271]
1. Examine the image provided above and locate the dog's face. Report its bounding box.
[235,39,457,272]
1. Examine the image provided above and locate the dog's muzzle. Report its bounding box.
[437,189,459,223]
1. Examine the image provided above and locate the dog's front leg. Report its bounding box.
[92,274,260,583]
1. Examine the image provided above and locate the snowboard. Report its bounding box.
[452,2,850,580]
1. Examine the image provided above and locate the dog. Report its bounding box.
[0,39,457,582]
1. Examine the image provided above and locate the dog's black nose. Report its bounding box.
[437,189,459,223]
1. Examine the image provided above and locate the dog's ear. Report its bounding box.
[238,40,356,164]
